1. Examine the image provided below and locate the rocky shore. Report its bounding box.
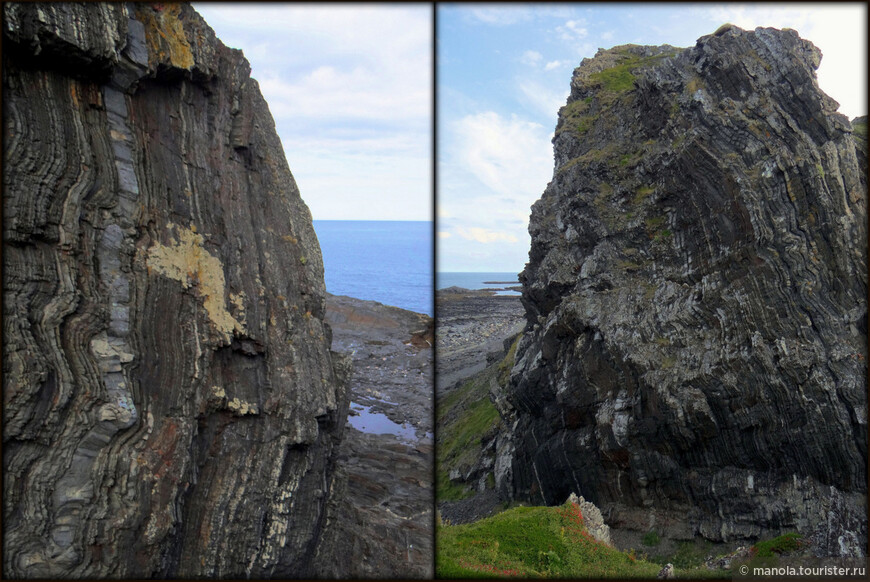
[314,294,433,578]
[436,288,525,393]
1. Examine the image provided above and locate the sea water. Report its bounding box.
[437,271,521,296]
[314,220,433,316]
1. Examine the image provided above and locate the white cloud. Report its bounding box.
[287,146,431,221]
[455,226,519,244]
[521,50,544,66]
[257,68,430,123]
[544,60,566,71]
[438,231,452,239]
[438,111,552,270]
[517,79,570,119]
[191,3,433,220]
[558,18,589,43]
[468,6,533,26]
[451,111,553,200]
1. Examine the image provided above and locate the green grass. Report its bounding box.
[557,99,596,137]
[642,530,660,546]
[437,502,663,578]
[437,336,521,501]
[632,186,656,205]
[645,216,666,230]
[437,380,500,500]
[497,335,521,386]
[750,533,804,558]
[588,50,678,96]
[590,64,637,93]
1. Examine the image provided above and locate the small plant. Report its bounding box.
[633,186,655,205]
[645,216,666,230]
[642,530,661,547]
[670,541,707,569]
[751,533,804,557]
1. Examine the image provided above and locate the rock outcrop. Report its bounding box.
[499,25,867,556]
[3,3,350,577]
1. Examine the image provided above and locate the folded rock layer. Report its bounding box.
[500,25,867,555]
[3,3,349,577]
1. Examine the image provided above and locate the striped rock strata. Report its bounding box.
[3,3,349,577]
[497,25,867,556]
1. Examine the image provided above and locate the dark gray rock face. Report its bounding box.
[500,25,867,555]
[3,3,350,577]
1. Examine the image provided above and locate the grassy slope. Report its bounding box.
[439,501,807,579]
[437,501,663,578]
[437,335,520,501]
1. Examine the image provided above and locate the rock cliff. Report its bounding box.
[499,25,867,556]
[3,3,350,577]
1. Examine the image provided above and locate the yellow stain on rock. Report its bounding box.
[147,223,244,342]
[135,3,195,71]
[227,397,258,416]
[229,291,247,328]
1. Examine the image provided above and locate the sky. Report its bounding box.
[192,3,433,222]
[437,2,868,273]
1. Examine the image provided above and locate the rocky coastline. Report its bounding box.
[315,293,434,578]
[436,288,525,394]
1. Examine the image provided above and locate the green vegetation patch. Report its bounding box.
[437,379,500,500]
[633,186,656,205]
[645,215,666,230]
[750,533,805,558]
[589,50,678,96]
[591,64,637,93]
[497,334,521,387]
[557,99,598,137]
[642,530,661,546]
[437,501,663,578]
[437,337,521,501]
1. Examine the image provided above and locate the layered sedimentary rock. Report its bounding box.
[3,3,349,577]
[498,25,867,555]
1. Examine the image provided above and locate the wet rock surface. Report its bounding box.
[315,294,433,578]
[3,3,349,577]
[500,26,867,556]
[326,293,433,437]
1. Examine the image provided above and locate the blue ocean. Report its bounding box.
[437,272,521,296]
[313,220,433,316]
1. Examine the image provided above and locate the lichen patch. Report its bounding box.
[147,223,244,342]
